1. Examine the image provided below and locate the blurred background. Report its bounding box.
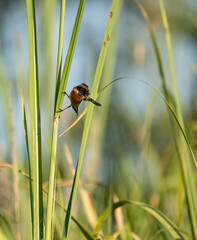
[0,0,197,239]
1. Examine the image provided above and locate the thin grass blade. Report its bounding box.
[135,1,197,237]
[94,200,188,240]
[25,0,43,238]
[45,0,66,239]
[135,0,171,103]
[46,0,86,239]
[62,1,119,239]
[54,0,86,114]
[159,1,197,237]
[19,86,34,236]
[54,0,66,112]
[0,164,95,240]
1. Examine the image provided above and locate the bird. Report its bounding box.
[58,83,101,115]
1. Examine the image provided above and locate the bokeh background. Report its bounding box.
[0,0,197,239]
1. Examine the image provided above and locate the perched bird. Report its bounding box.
[58,83,101,115]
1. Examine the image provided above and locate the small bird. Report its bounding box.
[58,83,101,115]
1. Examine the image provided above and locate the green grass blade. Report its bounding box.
[159,1,197,237]
[135,0,171,103]
[54,0,66,112]
[0,164,95,240]
[46,1,86,239]
[19,87,34,236]
[159,0,181,118]
[25,0,43,238]
[98,76,197,167]
[45,1,66,239]
[134,202,187,240]
[55,0,86,115]
[135,3,196,234]
[45,187,96,240]
[94,200,188,240]
[62,1,119,239]
[135,1,197,236]
[45,119,59,240]
[70,218,95,240]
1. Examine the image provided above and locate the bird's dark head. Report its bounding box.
[75,83,90,97]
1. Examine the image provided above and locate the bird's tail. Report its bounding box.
[86,97,101,106]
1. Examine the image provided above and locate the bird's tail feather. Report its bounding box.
[86,97,101,106]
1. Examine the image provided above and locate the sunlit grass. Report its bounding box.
[0,0,196,239]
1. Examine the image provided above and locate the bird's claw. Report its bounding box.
[62,92,69,98]
[56,109,63,113]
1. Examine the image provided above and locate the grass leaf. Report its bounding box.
[46,0,86,239]
[62,1,119,239]
[0,164,96,240]
[94,200,188,240]
[159,1,197,237]
[19,86,34,235]
[26,0,43,238]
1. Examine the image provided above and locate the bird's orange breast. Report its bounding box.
[70,90,83,107]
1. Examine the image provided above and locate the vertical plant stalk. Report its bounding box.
[54,0,66,111]
[46,0,86,239]
[54,0,86,114]
[45,0,66,238]
[62,1,119,239]
[159,0,197,237]
[26,0,43,239]
[45,118,59,240]
[86,1,123,234]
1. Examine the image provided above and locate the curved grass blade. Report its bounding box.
[60,76,197,169]
[59,76,197,169]
[58,71,197,238]
[134,1,197,237]
[159,1,197,237]
[62,1,119,239]
[93,200,188,240]
[0,164,95,240]
[98,77,197,169]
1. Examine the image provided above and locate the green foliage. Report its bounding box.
[26,0,43,238]
[0,0,197,239]
[62,1,119,239]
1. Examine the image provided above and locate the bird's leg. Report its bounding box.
[72,106,78,117]
[56,105,71,113]
[62,92,70,98]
